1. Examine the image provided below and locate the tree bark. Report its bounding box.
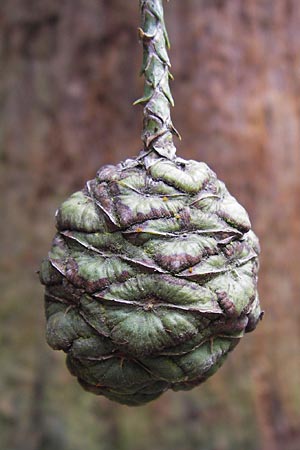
[1,1,300,449]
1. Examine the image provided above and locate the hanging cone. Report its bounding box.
[39,0,262,406]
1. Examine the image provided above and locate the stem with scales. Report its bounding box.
[135,0,180,160]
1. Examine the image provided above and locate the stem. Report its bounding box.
[135,0,179,159]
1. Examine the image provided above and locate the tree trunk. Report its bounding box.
[1,1,300,449]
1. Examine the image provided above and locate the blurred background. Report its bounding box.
[1,1,300,449]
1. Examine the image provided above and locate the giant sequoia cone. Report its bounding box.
[40,0,262,406]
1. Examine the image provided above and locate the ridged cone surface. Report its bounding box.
[40,154,261,406]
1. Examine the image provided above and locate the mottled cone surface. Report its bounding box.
[40,155,261,406]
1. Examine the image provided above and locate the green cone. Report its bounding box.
[40,0,262,406]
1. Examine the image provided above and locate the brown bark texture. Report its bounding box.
[1,1,300,450]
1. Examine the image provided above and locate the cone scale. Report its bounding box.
[40,0,262,406]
